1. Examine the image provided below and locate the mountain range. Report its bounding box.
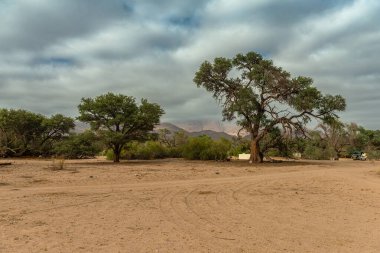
[155,122,236,140]
[74,120,245,140]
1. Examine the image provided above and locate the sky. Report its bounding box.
[0,0,379,129]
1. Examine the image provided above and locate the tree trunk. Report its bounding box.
[250,138,260,163]
[334,148,340,160]
[113,145,121,163]
[114,152,120,163]
[259,151,264,163]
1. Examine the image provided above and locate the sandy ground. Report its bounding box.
[0,158,380,253]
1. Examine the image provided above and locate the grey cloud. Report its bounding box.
[0,0,379,130]
[0,0,131,52]
[251,0,354,26]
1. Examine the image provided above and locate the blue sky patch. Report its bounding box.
[31,57,77,67]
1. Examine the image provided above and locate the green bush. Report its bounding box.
[302,144,334,160]
[182,136,213,160]
[166,146,183,158]
[265,148,281,157]
[104,137,232,161]
[134,141,168,159]
[106,141,169,160]
[182,136,231,160]
[54,131,103,159]
[228,138,250,156]
[366,150,380,160]
[105,148,129,161]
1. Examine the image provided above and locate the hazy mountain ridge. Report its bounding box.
[187,130,234,140]
[154,122,188,134]
[74,120,241,140]
[171,120,245,136]
[157,120,243,140]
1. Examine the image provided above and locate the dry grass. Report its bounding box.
[31,179,49,184]
[50,158,66,171]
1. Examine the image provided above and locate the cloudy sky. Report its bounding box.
[0,0,379,129]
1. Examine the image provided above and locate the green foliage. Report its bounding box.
[39,114,75,155]
[0,109,74,157]
[78,93,164,162]
[210,138,232,160]
[320,120,347,156]
[229,138,250,156]
[259,127,292,158]
[182,136,213,160]
[182,136,231,160]
[303,145,330,160]
[105,149,129,161]
[285,136,307,158]
[347,125,380,159]
[54,131,103,159]
[157,129,188,157]
[105,141,169,160]
[131,141,168,160]
[366,150,380,160]
[301,130,335,160]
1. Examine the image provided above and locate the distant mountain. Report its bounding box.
[172,120,248,137]
[173,120,225,133]
[156,122,235,140]
[74,120,239,141]
[188,130,234,140]
[73,121,90,133]
[154,122,188,134]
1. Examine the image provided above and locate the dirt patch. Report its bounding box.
[0,158,380,252]
[198,190,215,195]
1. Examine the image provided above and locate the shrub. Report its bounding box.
[182,136,213,160]
[134,141,167,159]
[106,141,169,160]
[105,149,129,160]
[229,138,250,156]
[303,144,334,160]
[54,131,103,159]
[366,150,380,160]
[182,136,231,160]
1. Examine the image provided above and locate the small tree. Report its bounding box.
[318,119,348,160]
[39,114,75,155]
[194,52,346,163]
[158,129,189,157]
[77,93,164,162]
[302,130,332,160]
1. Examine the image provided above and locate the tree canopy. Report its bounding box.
[77,92,164,162]
[0,109,74,157]
[194,52,346,162]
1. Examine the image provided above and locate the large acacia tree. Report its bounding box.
[78,93,164,162]
[194,52,346,162]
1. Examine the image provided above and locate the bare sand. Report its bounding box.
[1,158,380,252]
